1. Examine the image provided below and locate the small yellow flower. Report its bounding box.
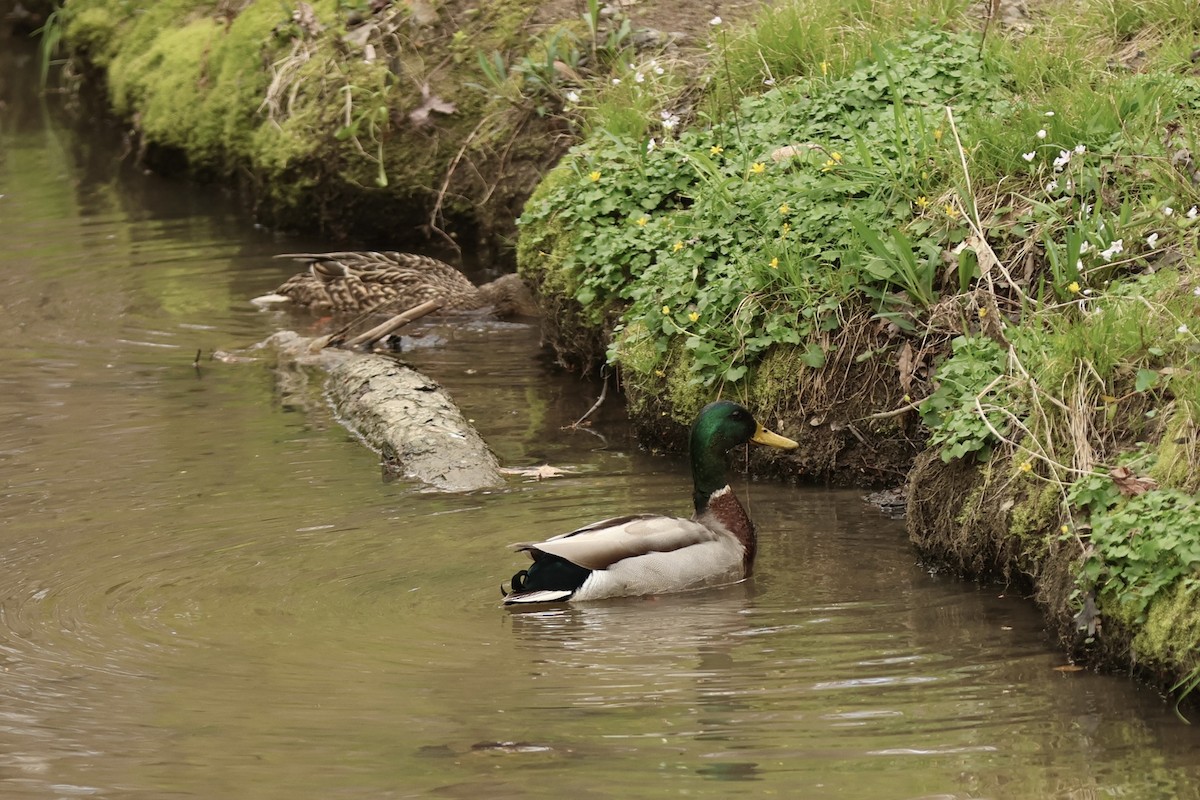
[781,222,791,236]
[588,170,601,182]
[1067,281,1081,294]
[672,240,684,252]
[636,216,648,227]
[1061,524,1070,534]
[1020,461,1033,472]
[769,257,779,269]
[750,162,766,175]
[821,159,836,172]
[778,203,791,215]
[915,196,930,209]
[710,145,724,156]
[820,60,830,76]
[978,307,989,319]
[944,204,960,219]
[661,305,671,315]
[933,128,944,142]
[830,151,843,163]
[688,311,700,323]
[654,369,666,377]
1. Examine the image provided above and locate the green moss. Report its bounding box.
[63,0,549,231]
[112,20,223,152]
[750,344,805,418]
[517,160,583,290]
[1008,479,1061,561]
[63,6,120,67]
[953,481,986,528]
[1150,404,1199,493]
[1131,580,1200,671]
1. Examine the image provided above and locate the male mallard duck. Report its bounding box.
[253,251,537,317]
[503,401,799,604]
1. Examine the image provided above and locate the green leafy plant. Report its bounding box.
[523,27,995,387]
[1079,489,1200,622]
[919,335,1016,462]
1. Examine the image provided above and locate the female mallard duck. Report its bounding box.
[503,401,798,604]
[254,251,537,317]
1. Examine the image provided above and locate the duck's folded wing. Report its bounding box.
[514,514,720,571]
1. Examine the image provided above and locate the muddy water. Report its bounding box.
[4,43,1200,800]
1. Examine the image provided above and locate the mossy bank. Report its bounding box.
[516,0,1200,702]
[52,0,628,247]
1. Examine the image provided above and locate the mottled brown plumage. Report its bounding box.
[267,251,537,317]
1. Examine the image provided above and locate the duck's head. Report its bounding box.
[690,400,798,456]
[689,401,798,509]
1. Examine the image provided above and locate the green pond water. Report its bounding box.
[2,36,1200,800]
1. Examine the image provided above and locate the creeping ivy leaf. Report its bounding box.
[1135,368,1160,393]
[801,344,826,369]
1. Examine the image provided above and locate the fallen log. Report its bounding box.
[260,332,504,492]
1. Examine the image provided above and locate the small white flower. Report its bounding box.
[1022,151,1036,162]
[612,78,621,85]
[1099,239,1124,261]
[1164,206,1174,216]
[1179,324,1190,334]
[1076,259,1083,270]
[1074,144,1086,155]
[660,111,679,130]
[1036,129,1047,139]
[635,71,645,83]
[709,16,722,25]
[1188,206,1198,219]
[1044,111,1055,117]
[654,66,665,75]
[1193,286,1200,296]
[1083,288,1093,296]
[1079,241,1091,254]
[647,137,656,152]
[1147,232,1159,247]
[1053,150,1071,171]
[762,77,776,86]
[566,90,580,103]
[1046,180,1058,192]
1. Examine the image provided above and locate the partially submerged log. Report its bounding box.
[327,356,504,492]
[260,331,504,492]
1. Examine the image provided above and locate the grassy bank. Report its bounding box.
[53,0,627,245]
[516,0,1200,699]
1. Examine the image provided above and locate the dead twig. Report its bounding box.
[344,299,445,349]
[565,373,609,430]
[429,117,489,255]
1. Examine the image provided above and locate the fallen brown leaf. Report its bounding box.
[1109,465,1158,497]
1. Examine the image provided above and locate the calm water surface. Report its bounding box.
[2,39,1200,800]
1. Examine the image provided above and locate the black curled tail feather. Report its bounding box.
[509,569,530,593]
[503,553,591,601]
